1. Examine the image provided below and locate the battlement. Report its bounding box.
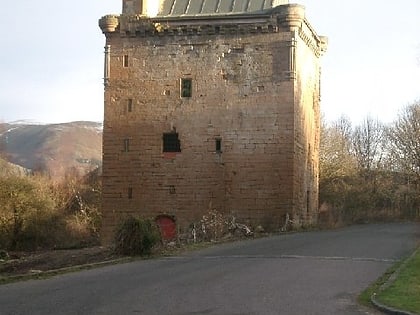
[99,4,327,57]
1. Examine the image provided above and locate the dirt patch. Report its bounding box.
[0,234,255,280]
[0,247,119,277]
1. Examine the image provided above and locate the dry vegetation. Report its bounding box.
[319,102,420,226]
[1,102,419,277]
[0,161,102,252]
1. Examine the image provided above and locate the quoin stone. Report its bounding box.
[99,0,328,243]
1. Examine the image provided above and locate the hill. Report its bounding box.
[0,121,102,180]
[0,157,30,177]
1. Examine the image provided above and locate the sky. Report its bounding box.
[0,0,419,124]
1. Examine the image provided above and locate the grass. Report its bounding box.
[359,248,420,314]
[358,260,403,307]
[376,249,420,314]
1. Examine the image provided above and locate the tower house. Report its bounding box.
[99,0,327,243]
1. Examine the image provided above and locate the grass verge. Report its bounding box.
[358,259,403,307]
[375,249,420,314]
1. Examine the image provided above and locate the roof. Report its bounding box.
[157,0,289,17]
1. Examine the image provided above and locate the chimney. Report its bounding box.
[122,0,143,15]
[122,0,160,16]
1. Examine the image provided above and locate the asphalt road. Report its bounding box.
[0,223,418,315]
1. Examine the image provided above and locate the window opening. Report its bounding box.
[181,78,192,98]
[215,138,222,153]
[306,190,310,213]
[123,54,129,67]
[123,138,130,152]
[127,99,133,112]
[169,185,176,194]
[163,133,181,152]
[128,187,133,199]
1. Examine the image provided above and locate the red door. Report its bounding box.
[156,215,177,241]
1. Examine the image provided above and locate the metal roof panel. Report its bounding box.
[156,0,289,17]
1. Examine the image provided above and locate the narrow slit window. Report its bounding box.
[127,99,133,112]
[123,138,130,152]
[128,187,133,199]
[181,78,192,98]
[123,54,129,67]
[163,133,181,152]
[215,138,222,153]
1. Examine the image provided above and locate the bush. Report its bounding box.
[0,169,102,251]
[114,216,160,256]
[0,175,64,250]
[15,209,67,250]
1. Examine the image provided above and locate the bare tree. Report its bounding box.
[386,102,420,218]
[352,116,385,172]
[333,116,353,151]
[320,116,356,180]
[319,116,357,204]
[387,102,420,181]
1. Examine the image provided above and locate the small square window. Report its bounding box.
[257,85,265,92]
[181,78,192,98]
[163,133,181,152]
[168,185,176,194]
[123,55,129,67]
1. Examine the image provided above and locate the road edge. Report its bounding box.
[370,247,419,315]
[0,257,133,285]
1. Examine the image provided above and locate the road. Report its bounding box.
[0,223,418,315]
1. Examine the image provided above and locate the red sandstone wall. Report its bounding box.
[100,18,322,242]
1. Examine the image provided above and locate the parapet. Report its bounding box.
[99,2,327,57]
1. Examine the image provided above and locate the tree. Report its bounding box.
[386,102,420,218]
[387,102,420,181]
[0,175,59,250]
[319,116,358,211]
[319,115,402,223]
[320,116,356,183]
[352,116,385,173]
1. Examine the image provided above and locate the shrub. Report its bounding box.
[63,208,101,248]
[200,209,226,241]
[15,208,67,250]
[0,175,64,250]
[0,167,103,250]
[114,216,160,256]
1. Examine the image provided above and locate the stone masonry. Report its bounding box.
[99,0,327,243]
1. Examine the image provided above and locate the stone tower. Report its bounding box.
[99,0,327,243]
